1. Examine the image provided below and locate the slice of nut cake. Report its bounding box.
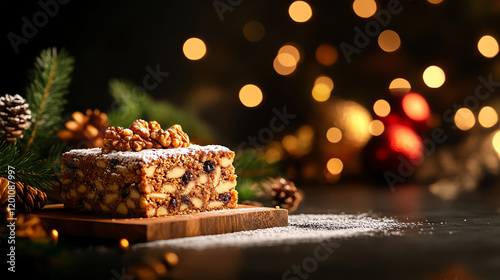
[61,145,238,217]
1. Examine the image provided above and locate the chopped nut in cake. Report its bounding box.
[61,145,238,217]
[61,121,238,217]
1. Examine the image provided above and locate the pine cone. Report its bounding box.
[102,120,190,154]
[270,177,303,213]
[13,181,47,214]
[58,109,110,149]
[0,94,32,144]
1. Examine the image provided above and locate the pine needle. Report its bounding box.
[0,142,54,190]
[21,47,74,156]
[234,150,282,201]
[107,79,145,127]
[107,79,214,142]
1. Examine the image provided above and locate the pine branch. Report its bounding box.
[107,79,145,127]
[234,150,282,201]
[234,150,281,181]
[107,79,213,142]
[0,142,54,190]
[144,98,214,143]
[235,177,259,202]
[21,47,74,156]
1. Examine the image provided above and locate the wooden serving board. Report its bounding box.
[37,204,288,242]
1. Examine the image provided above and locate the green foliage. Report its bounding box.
[235,177,259,202]
[234,150,281,202]
[0,142,54,189]
[0,47,73,190]
[20,47,74,157]
[234,150,281,181]
[107,79,214,142]
[107,79,145,127]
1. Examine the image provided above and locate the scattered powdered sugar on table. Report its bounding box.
[132,213,419,250]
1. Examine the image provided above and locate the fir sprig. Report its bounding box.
[21,48,74,156]
[0,142,54,189]
[234,150,282,201]
[107,79,214,142]
[107,79,146,127]
[234,150,281,181]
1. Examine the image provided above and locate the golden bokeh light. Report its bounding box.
[239,84,263,107]
[368,120,385,136]
[334,100,373,147]
[279,45,300,63]
[297,125,314,144]
[478,35,499,58]
[454,108,475,131]
[243,20,265,42]
[326,127,342,143]
[277,53,297,67]
[493,130,500,155]
[120,238,129,249]
[353,0,377,18]
[389,78,411,94]
[378,30,401,52]
[326,158,343,175]
[427,0,444,4]
[315,44,338,66]
[274,44,300,76]
[288,1,313,23]
[51,229,59,244]
[423,65,446,88]
[265,141,283,164]
[182,37,207,60]
[373,99,391,117]
[315,76,334,91]
[312,83,331,102]
[478,106,498,128]
[273,56,297,75]
[265,148,282,163]
[282,135,299,155]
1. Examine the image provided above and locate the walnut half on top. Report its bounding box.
[102,120,190,154]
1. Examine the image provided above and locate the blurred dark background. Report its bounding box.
[3,0,500,193]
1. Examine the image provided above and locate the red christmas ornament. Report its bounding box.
[362,123,424,184]
[362,92,431,186]
[381,92,431,139]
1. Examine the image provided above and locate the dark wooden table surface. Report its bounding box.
[11,181,500,280]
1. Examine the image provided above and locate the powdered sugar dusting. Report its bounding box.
[65,145,232,165]
[132,213,419,250]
